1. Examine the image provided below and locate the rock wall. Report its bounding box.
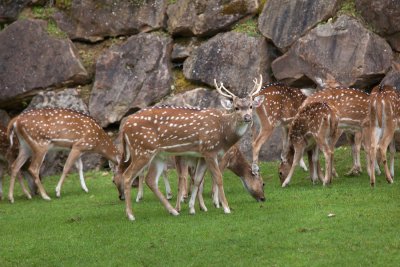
[0,0,399,175]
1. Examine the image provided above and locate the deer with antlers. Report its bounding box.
[113,75,265,220]
[251,83,308,174]
[280,102,341,187]
[367,84,399,186]
[7,108,120,203]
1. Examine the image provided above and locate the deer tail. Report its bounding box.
[6,117,18,147]
[122,133,131,163]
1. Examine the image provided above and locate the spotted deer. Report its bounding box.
[113,76,264,220]
[174,144,265,213]
[7,108,120,203]
[252,83,307,174]
[368,84,399,186]
[0,125,33,200]
[296,85,370,176]
[280,102,341,187]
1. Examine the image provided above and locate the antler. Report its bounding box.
[250,74,263,96]
[214,79,236,99]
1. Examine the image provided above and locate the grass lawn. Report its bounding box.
[1,147,400,266]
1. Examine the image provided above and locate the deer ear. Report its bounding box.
[253,95,264,107]
[220,98,233,110]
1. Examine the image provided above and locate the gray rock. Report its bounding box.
[0,19,88,108]
[356,0,400,51]
[89,33,173,127]
[171,38,202,63]
[167,0,259,37]
[258,0,342,51]
[272,16,393,88]
[0,110,10,127]
[53,0,168,42]
[0,0,30,23]
[27,88,89,113]
[183,31,277,97]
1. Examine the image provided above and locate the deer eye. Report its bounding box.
[235,107,240,111]
[250,106,253,109]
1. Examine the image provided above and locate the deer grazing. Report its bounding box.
[7,108,120,203]
[251,83,307,174]
[0,125,33,200]
[113,75,264,220]
[280,102,341,187]
[367,84,399,186]
[173,145,265,213]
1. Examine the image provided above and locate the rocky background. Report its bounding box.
[0,0,399,176]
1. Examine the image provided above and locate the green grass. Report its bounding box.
[1,147,400,266]
[232,17,261,37]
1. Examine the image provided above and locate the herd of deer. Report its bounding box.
[0,74,398,220]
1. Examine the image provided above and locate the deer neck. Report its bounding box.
[220,112,249,148]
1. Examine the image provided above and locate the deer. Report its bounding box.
[6,108,120,203]
[280,102,341,187]
[112,75,265,221]
[367,84,399,186]
[0,125,33,200]
[173,144,265,213]
[251,82,308,175]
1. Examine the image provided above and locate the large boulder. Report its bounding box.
[27,88,89,112]
[258,0,342,51]
[0,19,88,108]
[167,0,259,37]
[89,33,173,127]
[183,31,278,96]
[0,0,30,23]
[53,0,168,42]
[356,0,400,52]
[272,16,393,88]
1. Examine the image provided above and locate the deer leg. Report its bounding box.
[145,158,179,216]
[8,146,30,203]
[188,158,207,214]
[299,157,308,172]
[162,168,173,200]
[175,156,188,212]
[310,146,320,184]
[17,172,32,200]
[75,157,88,193]
[346,132,362,176]
[211,176,219,208]
[135,174,145,203]
[28,149,50,201]
[205,155,231,214]
[320,144,334,186]
[122,157,151,221]
[55,148,82,198]
[197,173,208,212]
[368,125,381,187]
[282,146,304,187]
[252,123,274,173]
[389,140,395,178]
[378,130,394,184]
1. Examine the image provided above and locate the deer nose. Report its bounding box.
[244,114,252,122]
[119,194,125,201]
[259,197,266,202]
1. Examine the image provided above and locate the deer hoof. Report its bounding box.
[189,208,196,215]
[170,209,179,216]
[167,193,173,200]
[127,214,135,221]
[42,195,51,201]
[223,207,231,214]
[8,197,14,204]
